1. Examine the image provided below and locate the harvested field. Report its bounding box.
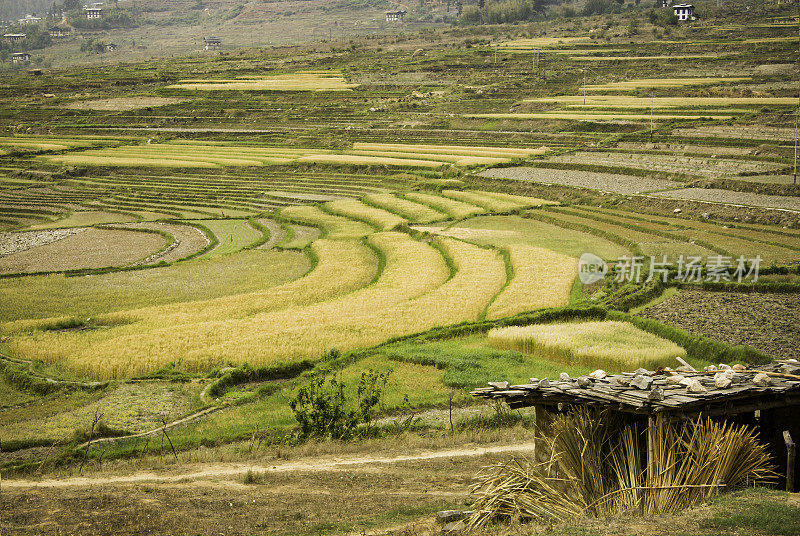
[0,249,310,322]
[524,96,797,108]
[614,142,761,157]
[0,382,201,444]
[65,97,187,111]
[0,228,167,274]
[544,151,785,177]
[0,228,87,256]
[117,221,209,264]
[31,210,137,229]
[485,245,577,320]
[465,112,737,121]
[167,71,358,91]
[583,77,751,91]
[569,54,720,61]
[639,290,800,360]
[0,136,128,154]
[651,188,800,212]
[479,167,683,194]
[673,125,797,141]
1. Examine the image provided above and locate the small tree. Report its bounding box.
[290,368,391,440]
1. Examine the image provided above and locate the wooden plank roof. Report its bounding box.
[472,360,800,417]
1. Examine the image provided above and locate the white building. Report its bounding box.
[386,10,406,22]
[18,15,42,25]
[672,4,696,21]
[203,36,221,50]
[3,33,26,42]
[84,7,103,20]
[11,52,31,64]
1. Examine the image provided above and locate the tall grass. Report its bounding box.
[468,409,774,527]
[487,321,686,370]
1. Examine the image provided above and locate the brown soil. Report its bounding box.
[0,442,536,536]
[639,290,800,360]
[0,228,167,274]
[65,97,187,111]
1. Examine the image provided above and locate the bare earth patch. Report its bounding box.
[639,290,800,360]
[650,188,800,212]
[479,167,683,194]
[0,228,167,274]
[0,228,86,256]
[65,97,187,111]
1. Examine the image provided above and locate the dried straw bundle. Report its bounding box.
[468,408,774,528]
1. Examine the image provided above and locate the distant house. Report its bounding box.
[203,36,221,50]
[659,0,671,7]
[105,42,117,52]
[18,15,42,25]
[672,3,696,21]
[84,7,103,20]
[3,33,27,42]
[385,10,407,22]
[11,52,31,64]
[49,26,70,38]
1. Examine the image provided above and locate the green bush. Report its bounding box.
[290,368,391,440]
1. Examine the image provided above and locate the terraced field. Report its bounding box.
[167,71,358,91]
[40,141,548,169]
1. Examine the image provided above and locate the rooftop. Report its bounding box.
[472,359,800,417]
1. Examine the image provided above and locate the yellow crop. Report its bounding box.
[486,245,577,320]
[403,192,487,219]
[281,205,374,239]
[363,193,448,223]
[441,190,557,212]
[488,321,686,371]
[324,199,407,230]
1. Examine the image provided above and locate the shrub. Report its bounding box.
[289,368,391,440]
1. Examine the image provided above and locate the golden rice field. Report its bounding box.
[324,199,407,230]
[523,96,798,108]
[403,191,487,220]
[4,239,377,335]
[441,190,558,212]
[40,141,547,168]
[485,245,577,320]
[487,321,686,371]
[8,232,447,377]
[0,135,129,154]
[280,205,375,239]
[166,70,359,91]
[583,77,751,91]
[362,193,448,224]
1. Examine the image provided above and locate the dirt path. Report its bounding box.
[3,440,538,489]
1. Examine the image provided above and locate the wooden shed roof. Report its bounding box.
[472,360,800,418]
